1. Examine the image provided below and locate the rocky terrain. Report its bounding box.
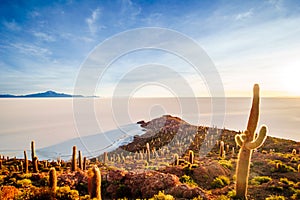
[0,114,299,199]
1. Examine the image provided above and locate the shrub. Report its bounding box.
[216,195,230,200]
[179,175,198,187]
[291,189,300,200]
[56,186,79,200]
[265,195,286,200]
[15,187,53,200]
[279,177,294,186]
[151,191,174,200]
[218,160,233,170]
[211,176,230,189]
[16,178,32,187]
[272,163,297,173]
[250,176,272,185]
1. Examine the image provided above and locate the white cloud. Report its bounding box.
[33,32,56,42]
[86,8,103,34]
[235,9,253,20]
[11,43,52,57]
[2,19,21,31]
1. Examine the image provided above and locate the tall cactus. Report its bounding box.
[31,141,35,162]
[174,153,179,166]
[33,156,39,173]
[219,141,225,158]
[146,143,151,163]
[24,150,28,173]
[89,165,102,200]
[78,150,83,170]
[72,146,77,171]
[188,150,194,164]
[83,157,87,171]
[49,167,57,193]
[103,152,108,164]
[235,84,267,199]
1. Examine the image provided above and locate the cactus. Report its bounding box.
[24,150,28,173]
[234,84,267,199]
[146,143,151,163]
[103,152,108,164]
[33,156,39,173]
[20,161,23,172]
[49,167,57,193]
[275,163,281,170]
[78,150,83,170]
[0,160,2,169]
[72,146,77,171]
[174,153,179,166]
[188,150,194,164]
[226,144,230,153]
[31,141,35,162]
[298,164,300,172]
[292,149,297,155]
[220,141,225,158]
[89,165,102,200]
[83,157,87,171]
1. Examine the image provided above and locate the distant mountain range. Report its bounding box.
[0,90,84,98]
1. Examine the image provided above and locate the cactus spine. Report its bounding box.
[24,150,28,173]
[89,165,102,200]
[234,84,267,199]
[188,150,194,164]
[49,167,57,193]
[146,143,151,163]
[78,150,82,170]
[72,146,77,171]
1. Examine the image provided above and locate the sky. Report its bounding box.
[1,0,300,97]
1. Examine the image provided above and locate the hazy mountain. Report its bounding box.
[0,90,84,98]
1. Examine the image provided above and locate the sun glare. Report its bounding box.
[280,65,300,96]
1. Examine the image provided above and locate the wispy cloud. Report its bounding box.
[2,19,21,31]
[235,9,253,20]
[86,8,103,35]
[33,31,55,42]
[11,43,52,57]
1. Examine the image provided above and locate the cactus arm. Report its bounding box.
[235,135,244,147]
[245,126,267,150]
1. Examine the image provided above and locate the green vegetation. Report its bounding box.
[180,175,198,187]
[265,195,286,200]
[211,176,230,189]
[150,191,174,200]
[250,176,272,185]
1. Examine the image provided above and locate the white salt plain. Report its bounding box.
[0,98,299,159]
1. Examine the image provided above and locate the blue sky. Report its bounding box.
[1,0,300,97]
